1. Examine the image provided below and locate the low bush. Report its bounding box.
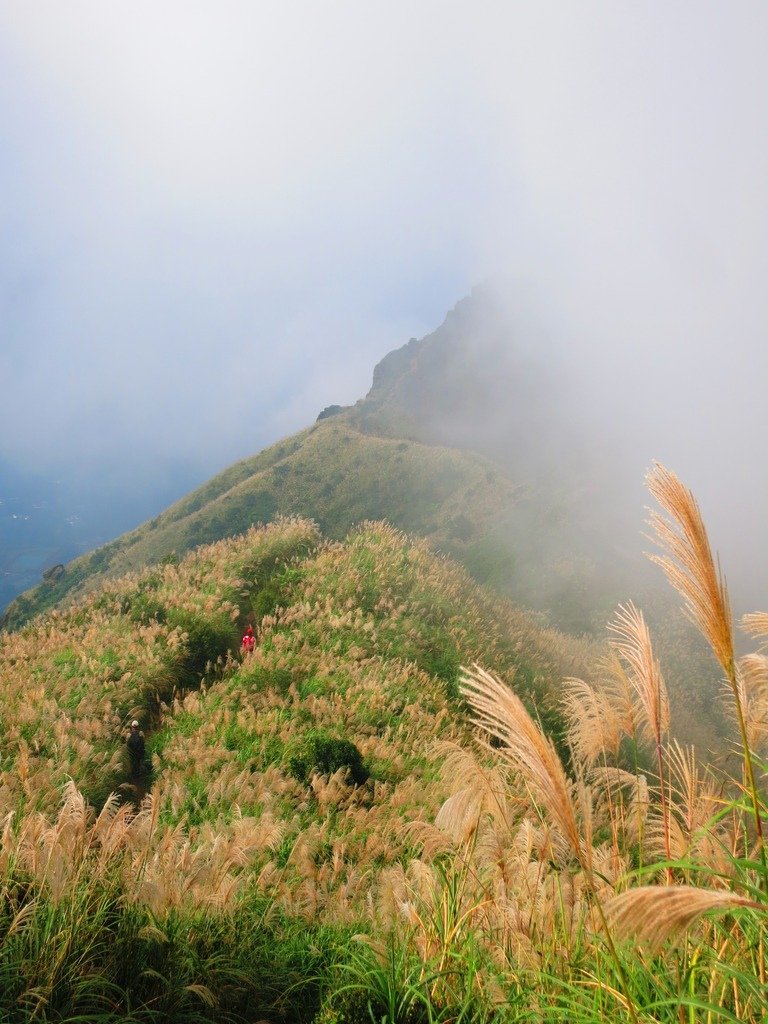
[285,729,368,786]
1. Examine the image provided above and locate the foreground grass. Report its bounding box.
[0,827,346,1023]
[0,471,765,1021]
[338,465,768,1023]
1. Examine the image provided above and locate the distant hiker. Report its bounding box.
[241,624,256,653]
[126,720,145,774]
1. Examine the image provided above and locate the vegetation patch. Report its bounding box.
[285,729,368,786]
[0,512,623,1021]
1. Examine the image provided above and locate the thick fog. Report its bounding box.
[1,3,766,609]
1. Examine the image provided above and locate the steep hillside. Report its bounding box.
[3,289,626,635]
[1,494,764,1023]
[3,419,519,631]
[0,516,599,1020]
[0,516,591,820]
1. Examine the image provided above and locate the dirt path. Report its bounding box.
[118,764,153,807]
[113,657,239,809]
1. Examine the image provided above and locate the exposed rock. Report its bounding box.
[42,564,65,583]
[316,404,346,421]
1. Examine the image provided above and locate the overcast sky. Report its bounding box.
[1,2,767,590]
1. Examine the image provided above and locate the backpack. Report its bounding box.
[127,731,145,756]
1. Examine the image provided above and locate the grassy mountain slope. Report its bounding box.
[2,290,622,635]
[3,419,518,631]
[2,290,729,751]
[1,494,765,1023]
[0,516,598,1020]
[0,515,590,821]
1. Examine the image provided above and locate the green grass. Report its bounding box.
[0,870,349,1024]
[1,478,756,1022]
[3,419,516,631]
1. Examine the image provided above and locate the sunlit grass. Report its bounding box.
[0,470,763,1022]
[0,513,592,1019]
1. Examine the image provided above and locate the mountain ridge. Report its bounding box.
[0,288,715,711]
[3,292,535,628]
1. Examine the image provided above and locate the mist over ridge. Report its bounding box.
[350,283,768,618]
[3,277,766,632]
[3,8,768,1019]
[2,2,766,631]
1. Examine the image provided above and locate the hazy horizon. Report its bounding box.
[2,2,767,610]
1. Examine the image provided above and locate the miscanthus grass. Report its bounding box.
[0,782,351,1023]
[341,465,767,1024]
[0,516,596,1020]
[315,468,765,1024]
[3,472,765,1022]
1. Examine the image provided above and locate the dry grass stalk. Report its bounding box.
[646,462,734,677]
[589,761,651,847]
[604,885,760,949]
[433,741,514,845]
[742,612,768,643]
[735,654,768,753]
[608,603,669,742]
[563,678,627,767]
[608,603,672,876]
[460,664,582,863]
[589,765,648,859]
[646,462,766,858]
[661,741,724,871]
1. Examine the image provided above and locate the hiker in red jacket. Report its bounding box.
[241,624,256,653]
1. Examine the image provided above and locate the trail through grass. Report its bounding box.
[1,472,762,1022]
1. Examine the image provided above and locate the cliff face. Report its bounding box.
[354,292,519,450]
[350,288,580,490]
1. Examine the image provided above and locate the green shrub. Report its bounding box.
[167,609,236,681]
[285,730,368,786]
[251,577,289,618]
[126,591,167,624]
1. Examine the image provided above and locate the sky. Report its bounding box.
[1,2,767,597]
